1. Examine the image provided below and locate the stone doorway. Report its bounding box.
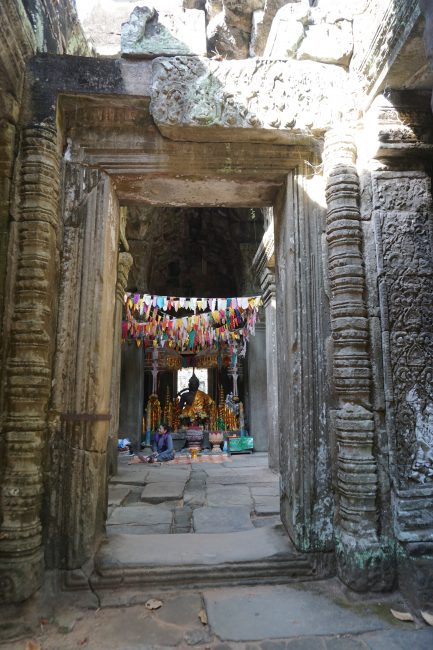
[117,204,267,459]
[1,58,338,602]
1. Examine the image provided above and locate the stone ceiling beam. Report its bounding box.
[112,176,279,207]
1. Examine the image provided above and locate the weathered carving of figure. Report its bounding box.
[406,387,433,483]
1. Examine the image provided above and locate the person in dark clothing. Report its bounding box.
[134,423,174,463]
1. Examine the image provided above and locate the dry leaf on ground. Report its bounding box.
[198,609,208,625]
[421,611,433,626]
[145,598,163,610]
[390,608,414,622]
[25,641,41,650]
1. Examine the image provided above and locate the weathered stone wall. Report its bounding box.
[275,164,334,554]
[0,3,89,602]
[0,0,89,368]
[48,164,120,572]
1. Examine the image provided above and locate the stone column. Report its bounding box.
[253,230,279,470]
[246,321,267,451]
[323,130,394,591]
[0,124,60,603]
[119,344,145,454]
[107,251,133,477]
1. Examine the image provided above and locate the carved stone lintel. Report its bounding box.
[0,123,60,603]
[150,57,356,143]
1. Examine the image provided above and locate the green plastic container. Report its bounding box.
[228,436,254,453]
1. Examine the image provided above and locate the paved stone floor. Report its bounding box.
[1,453,432,649]
[108,451,280,535]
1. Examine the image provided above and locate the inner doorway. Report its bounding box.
[111,205,279,541]
[118,204,267,459]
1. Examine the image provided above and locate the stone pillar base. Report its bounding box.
[336,535,396,592]
[0,551,44,604]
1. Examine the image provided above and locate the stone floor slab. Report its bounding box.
[108,486,131,506]
[193,506,254,533]
[361,628,433,650]
[206,484,253,507]
[253,515,283,528]
[254,497,281,516]
[251,485,280,497]
[141,482,185,503]
[206,470,279,486]
[108,505,172,526]
[143,466,191,483]
[204,585,391,641]
[110,467,149,485]
[107,524,171,534]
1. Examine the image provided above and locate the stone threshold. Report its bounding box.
[87,527,335,592]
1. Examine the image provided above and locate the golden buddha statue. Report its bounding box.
[177,373,215,424]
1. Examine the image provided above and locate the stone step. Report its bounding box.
[90,526,335,591]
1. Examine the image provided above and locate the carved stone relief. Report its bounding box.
[373,172,433,485]
[150,56,357,141]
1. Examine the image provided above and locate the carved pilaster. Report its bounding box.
[252,220,276,307]
[324,131,394,591]
[0,124,60,603]
[252,218,279,468]
[108,251,133,476]
[117,252,133,302]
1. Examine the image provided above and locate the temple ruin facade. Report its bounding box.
[1,0,433,610]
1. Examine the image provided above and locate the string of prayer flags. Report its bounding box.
[124,293,262,317]
[122,293,262,353]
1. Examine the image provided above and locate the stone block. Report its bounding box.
[297,21,353,67]
[264,2,309,58]
[253,497,280,516]
[207,11,250,59]
[143,466,190,483]
[206,484,252,507]
[141,481,185,502]
[108,485,131,506]
[193,506,254,532]
[108,505,173,526]
[121,5,206,58]
[264,17,304,58]
[252,515,282,528]
[204,585,386,641]
[107,523,170,534]
[249,9,265,57]
[250,485,279,497]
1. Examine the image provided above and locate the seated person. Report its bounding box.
[134,423,174,463]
